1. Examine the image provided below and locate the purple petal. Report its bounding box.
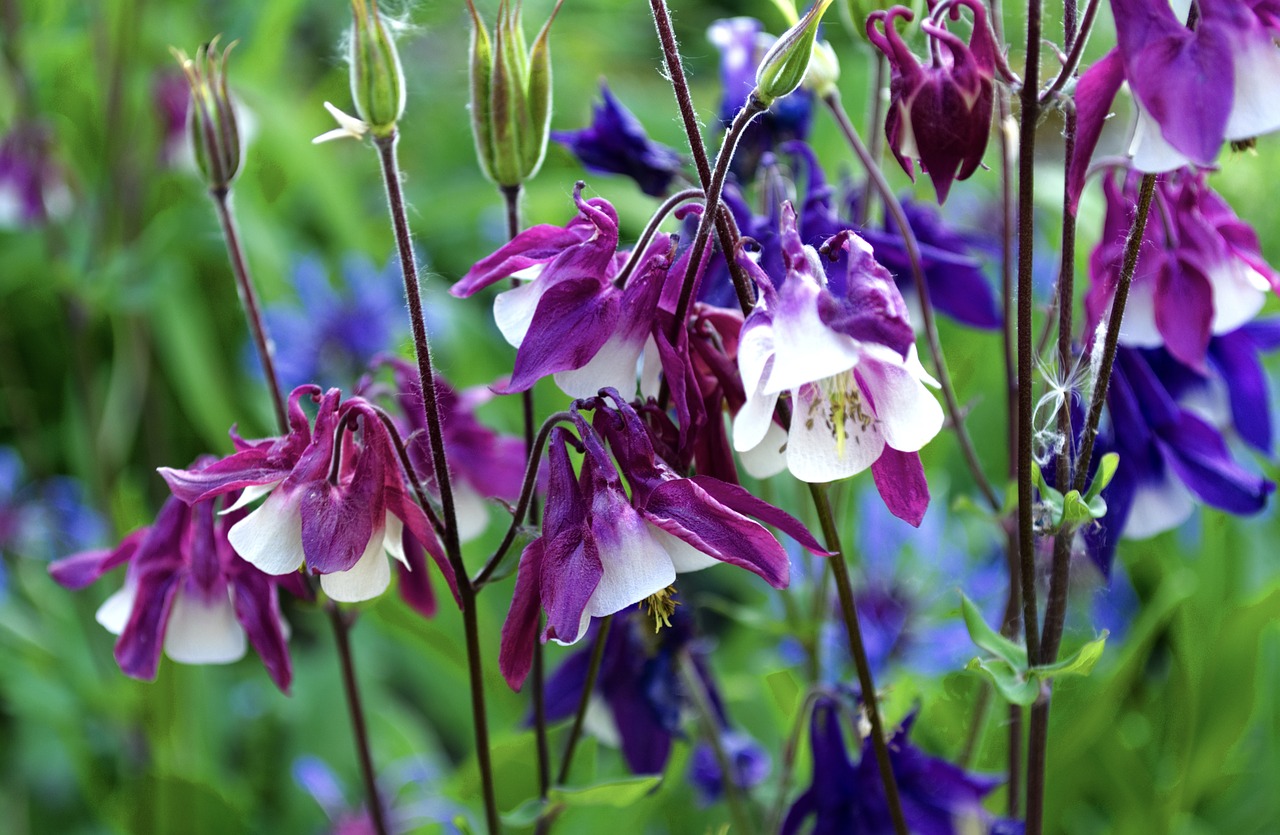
[870,447,931,527]
[48,528,147,590]
[1209,329,1272,453]
[687,475,828,555]
[1068,50,1126,214]
[507,277,621,392]
[499,540,545,691]
[1155,258,1214,372]
[230,569,293,693]
[1158,412,1273,513]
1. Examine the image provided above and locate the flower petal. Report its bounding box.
[163,589,248,664]
[320,526,391,602]
[228,490,306,576]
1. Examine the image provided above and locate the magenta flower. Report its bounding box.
[49,490,294,691]
[499,395,825,690]
[1085,169,1277,371]
[450,184,674,398]
[159,386,457,607]
[731,203,942,525]
[866,0,1000,203]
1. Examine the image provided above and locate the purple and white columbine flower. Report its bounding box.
[49,486,294,690]
[732,203,943,525]
[866,0,1001,203]
[499,395,825,689]
[159,386,457,606]
[1085,169,1277,371]
[450,184,672,399]
[1070,0,1280,185]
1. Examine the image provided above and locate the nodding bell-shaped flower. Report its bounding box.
[49,487,295,692]
[498,396,825,690]
[466,0,563,187]
[158,386,458,607]
[867,0,1001,204]
[732,203,943,526]
[1085,169,1278,371]
[171,37,242,191]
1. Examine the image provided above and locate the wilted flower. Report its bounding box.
[867,0,1001,203]
[552,83,684,197]
[732,202,943,525]
[49,486,294,691]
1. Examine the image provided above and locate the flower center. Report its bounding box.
[807,371,874,458]
[641,585,680,633]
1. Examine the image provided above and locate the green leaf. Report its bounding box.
[1084,452,1120,503]
[966,657,1041,706]
[501,797,550,828]
[1035,631,1109,678]
[766,669,802,716]
[548,775,662,808]
[1059,489,1094,528]
[960,592,1027,668]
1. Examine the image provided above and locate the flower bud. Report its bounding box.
[348,0,405,137]
[804,38,840,98]
[172,37,242,192]
[753,0,833,108]
[467,0,563,187]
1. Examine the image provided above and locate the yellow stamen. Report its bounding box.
[641,585,680,633]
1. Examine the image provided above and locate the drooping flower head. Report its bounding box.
[732,202,943,525]
[499,392,826,690]
[49,483,295,691]
[552,83,684,197]
[159,386,457,609]
[1085,168,1278,371]
[866,0,1001,203]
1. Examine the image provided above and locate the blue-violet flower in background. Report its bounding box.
[552,83,684,197]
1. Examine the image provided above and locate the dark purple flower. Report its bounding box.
[690,730,772,805]
[499,396,824,690]
[451,185,676,398]
[552,83,684,197]
[256,254,411,390]
[708,17,815,179]
[1085,169,1277,371]
[782,697,1001,835]
[866,0,1000,203]
[49,487,294,691]
[0,121,71,228]
[159,386,458,607]
[1070,0,1280,186]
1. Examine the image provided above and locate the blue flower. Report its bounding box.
[552,83,684,198]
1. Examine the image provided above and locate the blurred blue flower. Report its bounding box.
[252,254,411,391]
[294,754,464,834]
[552,83,684,197]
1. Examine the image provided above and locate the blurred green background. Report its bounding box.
[2,0,1279,832]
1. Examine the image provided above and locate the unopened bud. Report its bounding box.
[349,0,405,137]
[805,39,840,98]
[172,37,242,192]
[467,0,563,187]
[753,0,833,108]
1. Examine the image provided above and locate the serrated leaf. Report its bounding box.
[960,592,1027,668]
[1036,631,1109,678]
[966,657,1041,706]
[1084,452,1120,503]
[548,775,662,808]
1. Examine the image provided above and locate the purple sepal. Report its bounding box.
[48,528,147,590]
[1068,49,1126,215]
[871,447,931,527]
[228,561,293,693]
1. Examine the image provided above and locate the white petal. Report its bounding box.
[786,381,886,482]
[227,490,306,576]
[858,358,944,453]
[1209,261,1267,335]
[320,527,391,603]
[738,420,789,479]
[582,696,622,748]
[765,292,862,394]
[1129,105,1196,173]
[220,481,280,514]
[451,483,491,544]
[95,583,137,635]
[586,510,676,620]
[1123,475,1195,539]
[163,589,247,665]
[492,275,548,348]
[552,331,646,400]
[312,102,368,144]
[1226,37,1280,141]
[639,335,663,402]
[733,387,781,453]
[1115,277,1164,348]
[737,313,776,398]
[383,512,410,568]
[650,526,721,573]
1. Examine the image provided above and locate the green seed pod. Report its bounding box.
[754,0,834,108]
[349,0,405,137]
[172,37,242,192]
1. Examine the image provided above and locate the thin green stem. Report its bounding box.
[809,483,908,835]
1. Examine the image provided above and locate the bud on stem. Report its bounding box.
[349,0,405,137]
[172,37,242,192]
[754,0,834,107]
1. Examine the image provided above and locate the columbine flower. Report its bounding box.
[1070,0,1280,181]
[1085,169,1277,371]
[499,396,824,689]
[0,121,72,228]
[552,83,684,197]
[159,386,457,606]
[255,254,410,390]
[782,697,1004,835]
[368,357,525,543]
[732,202,943,525]
[450,184,673,398]
[708,17,814,179]
[866,0,1001,203]
[49,488,294,690]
